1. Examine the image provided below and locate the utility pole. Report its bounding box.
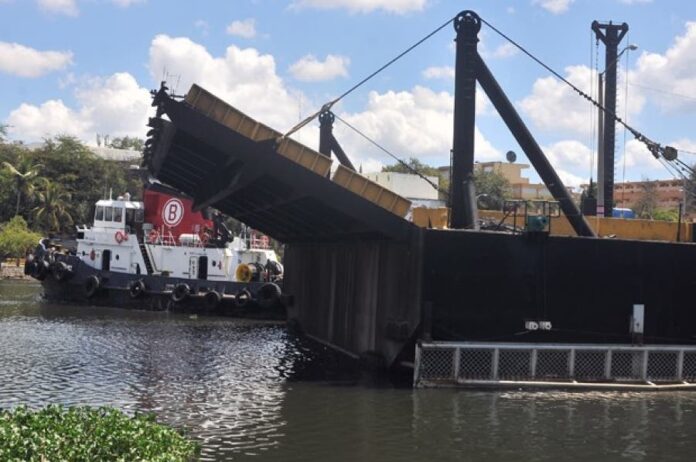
[592,20,628,219]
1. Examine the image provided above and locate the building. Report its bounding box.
[475,161,554,201]
[365,171,445,208]
[614,179,685,210]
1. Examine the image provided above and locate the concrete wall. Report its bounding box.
[412,207,693,242]
[284,230,424,367]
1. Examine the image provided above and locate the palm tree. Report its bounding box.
[32,179,73,233]
[2,156,43,216]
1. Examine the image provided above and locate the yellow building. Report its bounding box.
[475,161,554,200]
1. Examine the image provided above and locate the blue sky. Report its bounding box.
[2,0,696,188]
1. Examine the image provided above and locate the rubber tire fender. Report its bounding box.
[24,256,34,276]
[257,282,282,308]
[171,283,191,303]
[85,275,101,299]
[129,279,146,299]
[204,290,222,310]
[235,288,252,308]
[34,259,49,281]
[52,261,72,282]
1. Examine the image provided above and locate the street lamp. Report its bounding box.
[596,43,638,217]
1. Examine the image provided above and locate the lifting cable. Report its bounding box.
[280,15,456,141]
[333,113,449,197]
[479,17,694,178]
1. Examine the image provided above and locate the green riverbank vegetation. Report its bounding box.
[0,130,142,260]
[0,134,141,235]
[0,405,199,461]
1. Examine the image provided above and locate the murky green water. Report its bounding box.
[1,281,695,461]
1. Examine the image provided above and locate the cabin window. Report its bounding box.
[113,207,123,223]
[95,206,104,221]
[104,207,113,221]
[134,209,144,223]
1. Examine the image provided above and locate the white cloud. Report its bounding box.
[37,0,78,16]
[111,0,144,6]
[335,86,500,171]
[0,42,73,77]
[422,66,454,79]
[290,0,426,14]
[148,35,301,131]
[194,19,210,36]
[618,139,664,175]
[520,65,644,138]
[543,140,593,186]
[6,72,151,142]
[289,54,349,82]
[532,0,573,14]
[226,19,256,39]
[631,22,696,113]
[492,42,518,59]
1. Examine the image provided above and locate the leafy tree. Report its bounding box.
[684,164,696,216]
[32,179,73,233]
[474,168,511,210]
[105,135,145,151]
[0,124,7,142]
[30,136,142,226]
[380,158,512,208]
[652,208,679,222]
[634,179,658,219]
[2,155,43,216]
[382,157,440,177]
[0,216,41,261]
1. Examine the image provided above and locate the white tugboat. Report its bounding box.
[25,183,288,317]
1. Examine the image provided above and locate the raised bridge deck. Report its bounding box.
[147,84,414,243]
[146,85,424,366]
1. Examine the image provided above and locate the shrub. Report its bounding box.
[0,405,199,461]
[0,216,41,261]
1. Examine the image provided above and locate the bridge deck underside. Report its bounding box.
[147,97,415,243]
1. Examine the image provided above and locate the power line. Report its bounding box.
[628,82,696,102]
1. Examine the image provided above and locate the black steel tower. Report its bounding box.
[592,21,628,218]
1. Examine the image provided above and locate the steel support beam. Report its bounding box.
[319,111,356,172]
[319,111,333,157]
[592,21,628,219]
[475,53,596,238]
[450,11,480,230]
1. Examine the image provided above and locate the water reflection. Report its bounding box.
[1,282,695,461]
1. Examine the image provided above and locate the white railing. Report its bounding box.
[414,341,696,389]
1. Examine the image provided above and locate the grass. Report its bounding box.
[0,405,199,461]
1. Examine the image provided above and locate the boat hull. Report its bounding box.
[29,254,287,319]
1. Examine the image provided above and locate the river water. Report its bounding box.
[1,281,695,461]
